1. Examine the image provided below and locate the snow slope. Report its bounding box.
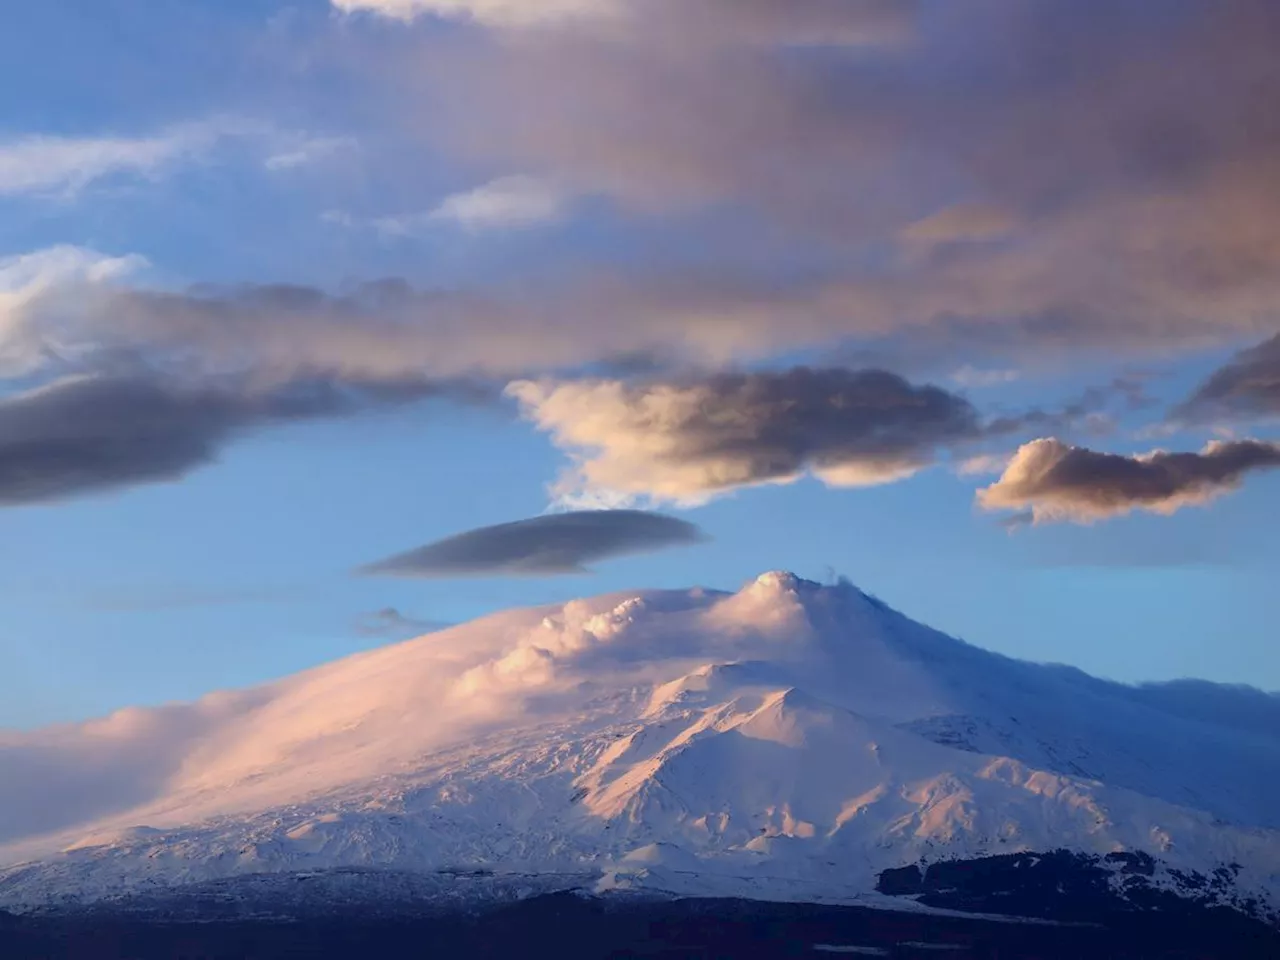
[1,572,1278,914]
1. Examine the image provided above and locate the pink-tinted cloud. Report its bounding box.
[978,437,1280,524]
[508,368,981,506]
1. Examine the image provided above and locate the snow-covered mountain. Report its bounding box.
[2,572,1278,922]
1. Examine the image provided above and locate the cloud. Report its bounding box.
[263,136,357,172]
[427,175,566,232]
[0,119,299,199]
[0,246,523,506]
[355,607,450,637]
[329,176,567,237]
[0,127,209,198]
[1176,334,1280,423]
[1128,679,1280,740]
[977,374,1159,447]
[0,247,1168,513]
[12,0,1280,519]
[955,453,1011,478]
[338,0,917,45]
[949,366,1021,390]
[0,371,451,508]
[0,246,148,375]
[508,368,981,506]
[902,203,1020,246]
[0,243,1215,435]
[977,437,1280,525]
[0,254,511,387]
[332,0,615,28]
[2,252,911,389]
[363,0,1280,361]
[358,510,706,577]
[0,119,353,201]
[996,510,1036,533]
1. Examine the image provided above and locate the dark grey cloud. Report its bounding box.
[978,437,1280,524]
[509,367,983,504]
[1176,334,1280,423]
[0,371,459,507]
[359,510,707,577]
[355,607,451,637]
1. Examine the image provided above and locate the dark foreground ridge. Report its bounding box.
[2,884,1278,960]
[876,849,1270,925]
[2,851,1276,959]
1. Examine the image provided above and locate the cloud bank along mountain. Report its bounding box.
[1,573,1277,921]
[359,510,707,576]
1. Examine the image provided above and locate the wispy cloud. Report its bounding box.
[902,203,1020,246]
[333,0,912,45]
[0,121,247,199]
[425,175,566,232]
[949,366,1021,390]
[355,607,451,637]
[263,135,357,172]
[955,453,1012,478]
[322,176,565,238]
[331,0,617,28]
[0,120,349,199]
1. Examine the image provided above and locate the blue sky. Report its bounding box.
[2,0,1279,728]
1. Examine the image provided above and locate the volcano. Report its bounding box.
[2,572,1278,949]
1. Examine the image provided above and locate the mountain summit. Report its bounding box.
[2,573,1278,924]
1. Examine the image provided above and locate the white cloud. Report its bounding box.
[902,203,1020,246]
[428,175,566,232]
[322,176,566,238]
[331,0,617,28]
[954,452,1012,477]
[949,366,1021,389]
[263,136,356,172]
[0,246,148,375]
[0,122,231,199]
[0,120,350,199]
